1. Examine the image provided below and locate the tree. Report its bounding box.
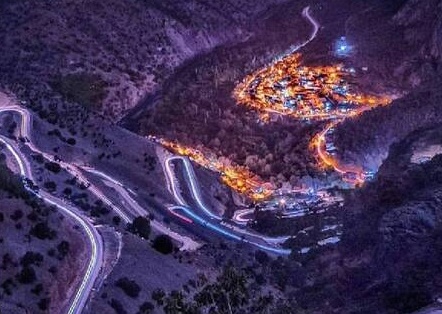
[57,241,70,260]
[116,277,141,298]
[110,298,127,314]
[113,215,121,226]
[152,235,174,254]
[163,290,194,314]
[32,153,45,164]
[31,283,43,295]
[43,181,57,192]
[384,282,432,313]
[44,161,61,173]
[10,209,23,221]
[17,266,36,284]
[254,250,270,265]
[152,288,165,305]
[138,301,155,314]
[1,278,15,295]
[20,251,43,267]
[128,216,150,240]
[30,222,57,240]
[38,298,50,310]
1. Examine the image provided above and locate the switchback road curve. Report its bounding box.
[0,103,103,314]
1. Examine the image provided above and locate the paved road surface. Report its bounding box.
[0,132,103,314]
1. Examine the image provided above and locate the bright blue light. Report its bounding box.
[174,205,291,255]
[334,36,353,57]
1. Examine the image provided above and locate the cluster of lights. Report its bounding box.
[153,53,391,200]
[233,53,390,121]
[152,137,274,201]
[233,53,391,185]
[309,123,365,184]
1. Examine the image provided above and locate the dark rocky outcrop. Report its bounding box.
[334,0,442,170]
[338,126,442,313]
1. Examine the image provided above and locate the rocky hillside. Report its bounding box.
[0,0,285,120]
[339,125,442,313]
[334,0,442,169]
[334,78,442,170]
[393,0,442,85]
[283,126,442,313]
[0,160,86,313]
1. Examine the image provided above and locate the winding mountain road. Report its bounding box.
[163,155,291,255]
[0,4,325,312]
[0,102,103,314]
[84,167,201,251]
[0,98,200,313]
[273,6,320,61]
[157,5,323,248]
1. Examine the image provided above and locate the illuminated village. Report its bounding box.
[155,53,391,200]
[0,1,439,313]
[233,53,390,121]
[154,137,274,200]
[234,52,391,184]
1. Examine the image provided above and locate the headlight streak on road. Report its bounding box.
[232,209,250,225]
[40,196,102,314]
[164,156,292,253]
[153,6,327,253]
[313,123,365,185]
[0,97,203,311]
[180,157,223,220]
[165,156,222,220]
[170,206,291,255]
[0,135,103,314]
[82,165,201,250]
[301,6,320,49]
[1,138,26,175]
[219,221,291,244]
[164,156,187,206]
[1,105,132,223]
[81,167,141,220]
[316,123,346,174]
[167,206,193,224]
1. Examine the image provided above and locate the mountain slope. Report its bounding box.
[0,0,285,119]
[339,125,442,313]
